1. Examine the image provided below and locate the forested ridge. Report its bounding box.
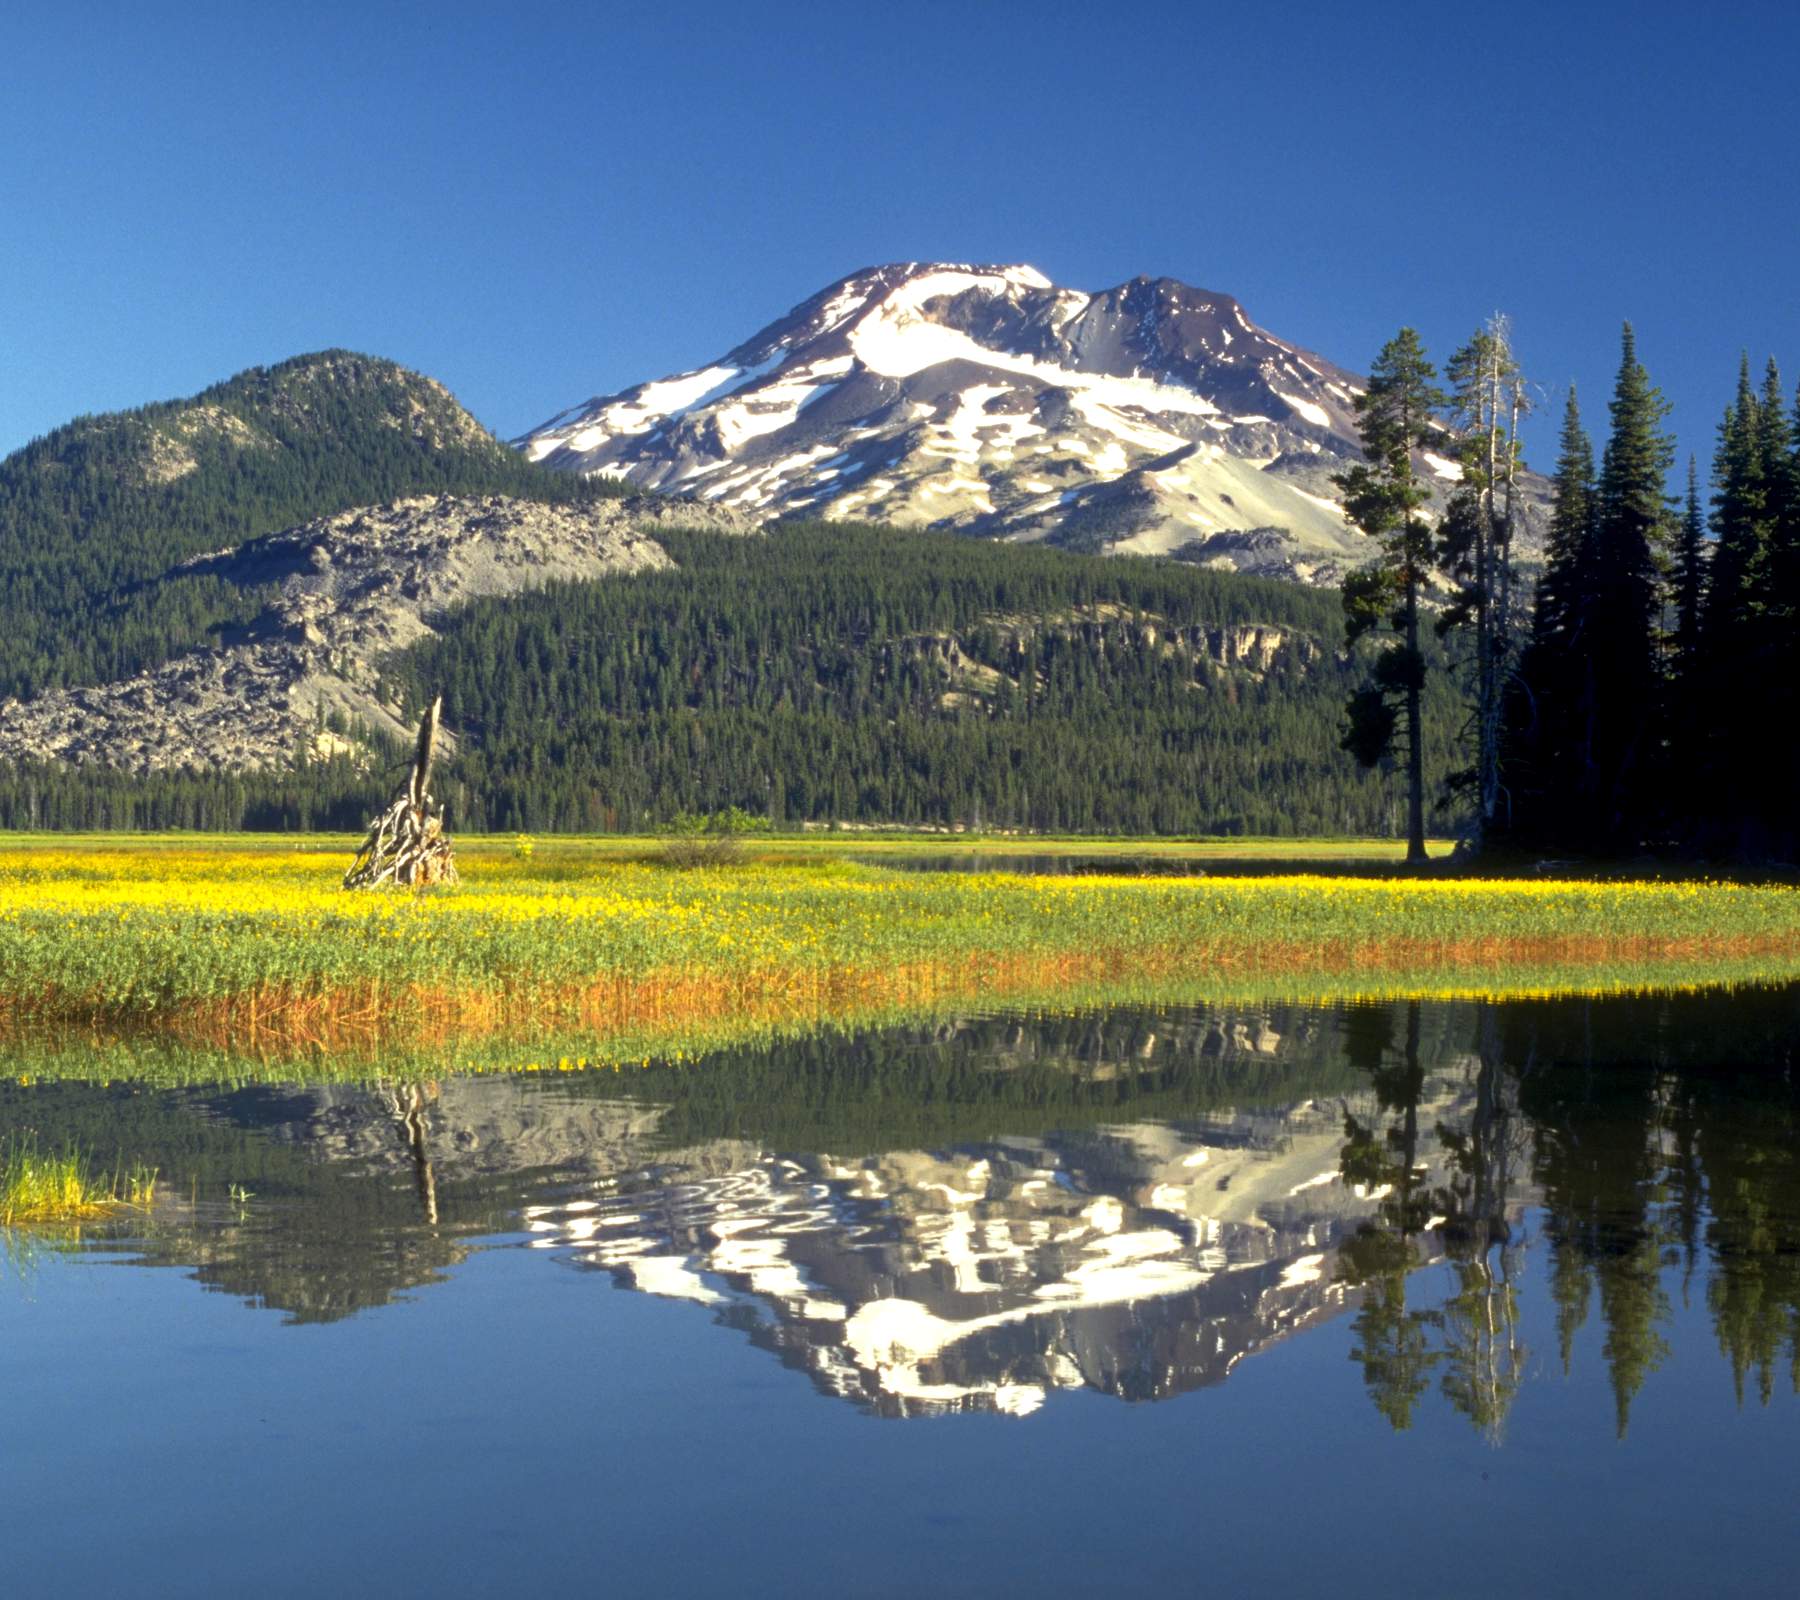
[0,523,1460,834]
[390,524,1457,834]
[0,348,625,702]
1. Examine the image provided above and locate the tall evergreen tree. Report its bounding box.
[1335,329,1446,864]
[1767,377,1800,855]
[1438,318,1529,848]
[1706,357,1767,637]
[1673,457,1708,660]
[1536,386,1598,650]
[1755,359,1794,541]
[1664,458,1711,830]
[1502,388,1596,845]
[1579,324,1675,846]
[1696,357,1797,852]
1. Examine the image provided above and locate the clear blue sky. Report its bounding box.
[6,0,1797,475]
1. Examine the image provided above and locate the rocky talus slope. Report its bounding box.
[0,494,752,774]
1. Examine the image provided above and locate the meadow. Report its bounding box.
[2,836,1799,1069]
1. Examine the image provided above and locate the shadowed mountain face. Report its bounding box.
[520,264,1543,583]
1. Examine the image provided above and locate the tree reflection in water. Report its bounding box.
[1332,1000,1527,1437]
[1331,988,1800,1438]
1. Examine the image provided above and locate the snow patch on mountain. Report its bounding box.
[521,262,1545,585]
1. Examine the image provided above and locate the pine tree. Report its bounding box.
[1438,318,1529,848]
[1503,388,1595,845]
[1663,458,1712,835]
[1706,356,1766,637]
[1767,377,1800,855]
[1335,328,1446,865]
[1673,457,1708,660]
[1580,324,1675,846]
[1755,359,1793,543]
[1696,357,1797,853]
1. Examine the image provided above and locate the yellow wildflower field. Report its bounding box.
[1,840,1798,1043]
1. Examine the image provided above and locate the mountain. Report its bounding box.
[520,262,1526,581]
[0,330,1470,827]
[0,349,622,703]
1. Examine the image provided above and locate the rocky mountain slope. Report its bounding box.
[521,262,1537,583]
[0,349,617,704]
[0,494,750,774]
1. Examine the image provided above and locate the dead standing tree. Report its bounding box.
[343,696,459,890]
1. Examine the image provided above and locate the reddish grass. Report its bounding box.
[6,930,1799,1058]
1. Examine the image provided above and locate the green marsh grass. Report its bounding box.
[2,838,1798,1058]
[0,1138,156,1227]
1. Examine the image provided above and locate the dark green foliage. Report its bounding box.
[1504,389,1597,846]
[1533,385,1597,651]
[1584,324,1675,837]
[1506,333,1800,860]
[1504,332,1674,851]
[1436,321,1529,845]
[1673,457,1707,662]
[1341,686,1398,769]
[1705,357,1767,633]
[0,349,624,701]
[1333,328,1445,863]
[376,522,1461,836]
[0,521,1463,834]
[1663,459,1711,826]
[1681,357,1800,852]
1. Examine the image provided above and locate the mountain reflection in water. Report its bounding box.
[6,988,1799,1438]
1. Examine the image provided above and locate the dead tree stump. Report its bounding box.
[343,697,459,890]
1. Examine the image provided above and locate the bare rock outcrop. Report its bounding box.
[0,493,754,774]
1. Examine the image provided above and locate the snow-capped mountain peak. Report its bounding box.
[520,262,1408,581]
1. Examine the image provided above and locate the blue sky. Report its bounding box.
[5,0,1798,472]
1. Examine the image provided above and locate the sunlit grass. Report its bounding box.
[0,1139,156,1226]
[0,839,1797,1050]
[5,963,1797,1091]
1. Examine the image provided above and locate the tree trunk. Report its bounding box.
[1405,572,1428,864]
[1476,346,1500,849]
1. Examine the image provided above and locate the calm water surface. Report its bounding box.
[3,990,1798,1596]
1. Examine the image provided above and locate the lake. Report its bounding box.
[3,988,1797,1596]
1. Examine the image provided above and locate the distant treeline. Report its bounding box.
[0,525,1462,835]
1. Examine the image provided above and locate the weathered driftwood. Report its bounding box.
[343,697,459,890]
